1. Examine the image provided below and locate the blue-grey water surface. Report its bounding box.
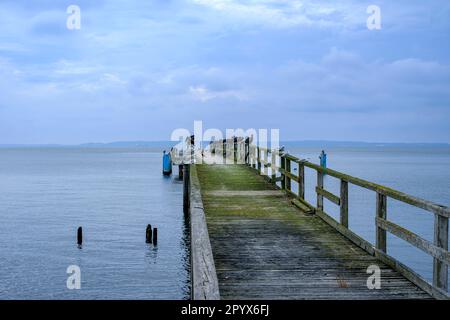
[0,147,189,299]
[0,145,449,298]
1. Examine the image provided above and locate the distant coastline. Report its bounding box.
[0,140,449,149]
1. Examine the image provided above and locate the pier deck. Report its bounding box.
[196,164,430,299]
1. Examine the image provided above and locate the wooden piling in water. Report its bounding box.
[153,228,158,245]
[179,164,184,180]
[146,224,152,243]
[77,227,82,245]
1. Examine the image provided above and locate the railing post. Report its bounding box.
[233,137,238,164]
[271,151,276,183]
[376,192,387,253]
[263,149,269,176]
[433,214,449,291]
[340,180,349,228]
[244,137,250,165]
[190,135,195,164]
[252,145,256,169]
[222,139,226,164]
[280,154,286,190]
[285,158,291,192]
[298,163,305,199]
[317,171,323,211]
[257,147,261,174]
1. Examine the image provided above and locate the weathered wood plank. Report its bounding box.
[376,217,450,264]
[189,165,220,300]
[298,163,305,200]
[376,192,387,253]
[340,180,349,228]
[278,168,300,183]
[316,187,340,206]
[317,171,324,211]
[214,142,450,218]
[280,155,286,190]
[205,190,284,197]
[196,164,433,300]
[300,160,450,218]
[433,214,449,291]
[291,198,314,214]
[285,158,291,191]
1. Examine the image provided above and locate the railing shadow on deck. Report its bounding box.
[200,137,449,300]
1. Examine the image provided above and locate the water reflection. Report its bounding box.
[181,199,191,299]
[145,244,158,264]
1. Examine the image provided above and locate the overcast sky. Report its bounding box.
[0,0,449,144]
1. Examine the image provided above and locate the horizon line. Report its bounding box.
[0,139,449,147]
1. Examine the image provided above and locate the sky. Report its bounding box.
[0,0,449,144]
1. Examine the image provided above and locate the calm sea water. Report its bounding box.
[0,145,449,298]
[0,147,190,299]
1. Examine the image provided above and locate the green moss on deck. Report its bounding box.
[197,164,273,191]
[195,164,431,300]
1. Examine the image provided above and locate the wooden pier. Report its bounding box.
[174,137,449,300]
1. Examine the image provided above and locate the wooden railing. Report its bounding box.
[207,137,450,299]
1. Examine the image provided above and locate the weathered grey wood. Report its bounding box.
[222,139,226,164]
[376,217,450,264]
[293,196,315,213]
[189,165,221,300]
[285,158,291,191]
[374,248,449,300]
[263,149,269,176]
[197,164,431,300]
[146,224,152,244]
[178,164,184,180]
[190,135,195,164]
[233,137,237,164]
[340,180,349,228]
[77,226,82,245]
[225,141,450,219]
[317,208,449,300]
[280,155,286,190]
[292,198,314,214]
[298,163,305,200]
[316,209,375,256]
[317,171,324,211]
[376,192,387,253]
[257,147,261,174]
[153,227,158,245]
[316,187,340,206]
[183,164,190,216]
[433,214,449,291]
[278,168,300,182]
[300,161,450,218]
[205,190,284,197]
[245,137,250,165]
[284,154,299,162]
[252,146,257,169]
[194,139,450,298]
[271,151,276,183]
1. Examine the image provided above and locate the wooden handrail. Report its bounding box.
[207,138,449,298]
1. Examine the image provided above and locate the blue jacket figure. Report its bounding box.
[319,150,327,169]
[162,150,172,176]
